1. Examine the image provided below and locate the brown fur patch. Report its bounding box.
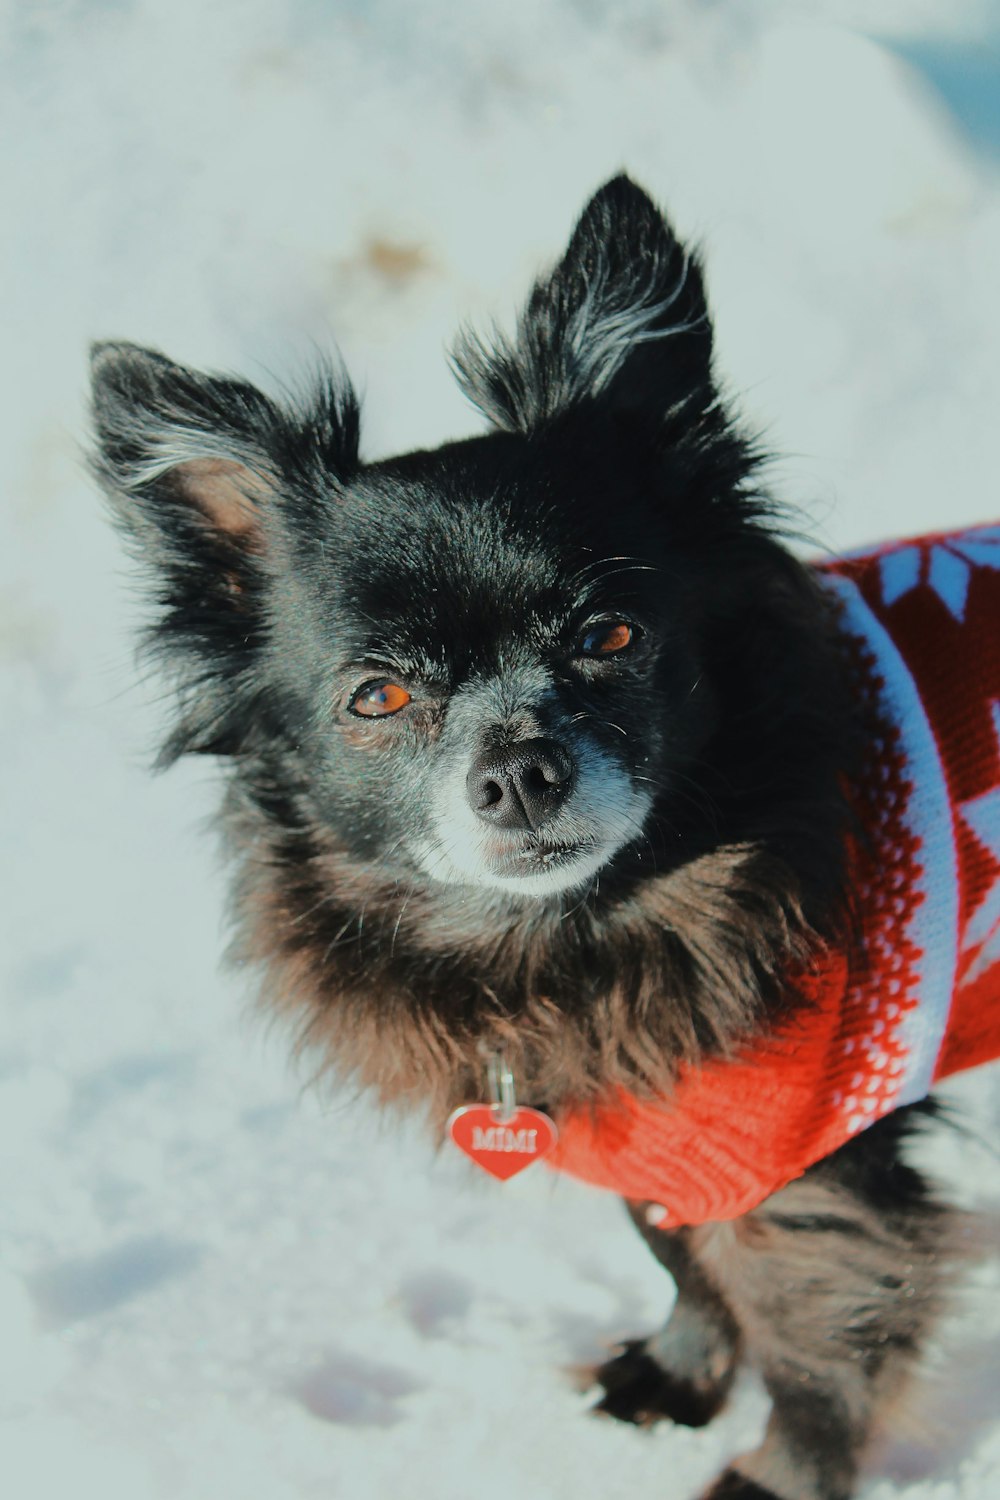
[177,458,270,539]
[225,769,818,1130]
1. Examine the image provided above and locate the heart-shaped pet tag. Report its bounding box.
[447,1104,558,1181]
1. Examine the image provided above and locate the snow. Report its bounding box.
[2,2,999,1496]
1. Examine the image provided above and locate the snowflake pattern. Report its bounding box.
[879,527,1000,622]
[959,698,1000,983]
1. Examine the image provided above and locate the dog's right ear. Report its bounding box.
[89,342,359,759]
[90,342,284,555]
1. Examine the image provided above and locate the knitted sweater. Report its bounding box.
[547,524,1000,1226]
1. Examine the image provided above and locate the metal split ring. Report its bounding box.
[486,1050,517,1122]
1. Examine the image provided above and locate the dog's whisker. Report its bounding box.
[388,879,419,956]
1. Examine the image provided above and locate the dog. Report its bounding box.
[89,175,1000,1500]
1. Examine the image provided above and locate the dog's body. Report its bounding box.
[90,177,998,1500]
[552,528,1000,1225]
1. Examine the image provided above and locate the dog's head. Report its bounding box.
[91,177,787,910]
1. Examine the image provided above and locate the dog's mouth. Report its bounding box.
[410,819,618,898]
[489,835,600,879]
[479,840,599,882]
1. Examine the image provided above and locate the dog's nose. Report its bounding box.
[466,738,575,831]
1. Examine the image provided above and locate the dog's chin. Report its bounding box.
[411,830,624,899]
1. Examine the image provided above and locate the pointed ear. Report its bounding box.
[91,341,360,542]
[452,175,713,433]
[91,342,284,551]
[89,342,359,759]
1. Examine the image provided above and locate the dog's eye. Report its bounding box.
[349,680,412,717]
[578,620,636,657]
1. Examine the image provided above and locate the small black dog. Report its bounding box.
[91,177,987,1500]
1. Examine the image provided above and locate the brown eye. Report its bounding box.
[349,680,412,717]
[579,620,635,657]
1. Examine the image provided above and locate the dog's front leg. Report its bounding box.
[595,1196,864,1498]
[695,1111,955,1500]
[593,1211,743,1427]
[702,1368,864,1500]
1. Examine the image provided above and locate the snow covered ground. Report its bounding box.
[2,2,1000,1496]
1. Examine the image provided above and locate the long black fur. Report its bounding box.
[90,175,964,1500]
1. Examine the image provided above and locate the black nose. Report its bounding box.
[466,738,575,832]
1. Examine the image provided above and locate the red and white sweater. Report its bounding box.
[548,524,1000,1225]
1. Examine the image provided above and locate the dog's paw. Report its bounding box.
[701,1471,781,1500]
[590,1339,728,1428]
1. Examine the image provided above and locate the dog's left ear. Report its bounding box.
[452,175,712,433]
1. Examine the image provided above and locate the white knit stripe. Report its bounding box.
[825,574,959,1105]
